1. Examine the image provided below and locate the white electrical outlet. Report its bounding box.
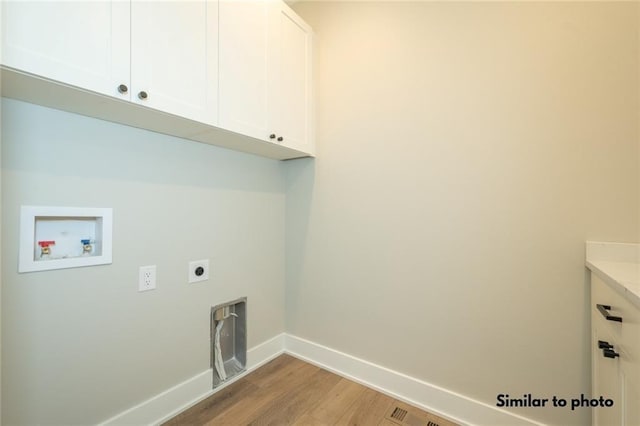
[139,265,156,292]
[188,259,209,284]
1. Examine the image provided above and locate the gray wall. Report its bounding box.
[1,99,286,424]
[287,2,639,426]
[2,2,639,426]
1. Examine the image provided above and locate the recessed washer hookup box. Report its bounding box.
[19,205,113,273]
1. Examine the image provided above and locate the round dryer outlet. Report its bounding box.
[188,259,209,283]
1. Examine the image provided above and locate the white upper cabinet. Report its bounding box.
[219,0,271,140]
[131,0,218,125]
[2,0,218,124]
[1,0,313,159]
[219,0,313,154]
[1,1,130,99]
[270,2,313,154]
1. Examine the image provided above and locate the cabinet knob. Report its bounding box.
[598,340,613,350]
[269,134,276,139]
[596,304,623,322]
[603,348,620,359]
[277,136,283,142]
[117,84,128,94]
[138,91,149,100]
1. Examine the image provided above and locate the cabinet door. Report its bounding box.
[219,0,272,141]
[1,1,130,99]
[592,326,623,426]
[131,0,218,124]
[270,2,313,154]
[620,295,640,426]
[591,274,640,426]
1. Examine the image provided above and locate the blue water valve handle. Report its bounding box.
[81,239,94,255]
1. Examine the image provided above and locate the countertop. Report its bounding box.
[586,241,640,309]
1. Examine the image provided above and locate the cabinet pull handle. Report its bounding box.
[117,84,128,94]
[138,91,149,100]
[603,348,620,359]
[596,304,623,322]
[598,340,613,349]
[269,134,276,139]
[277,136,283,142]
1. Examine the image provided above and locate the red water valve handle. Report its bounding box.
[38,240,56,248]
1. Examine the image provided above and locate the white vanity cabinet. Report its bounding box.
[219,0,313,154]
[2,0,218,125]
[591,274,640,426]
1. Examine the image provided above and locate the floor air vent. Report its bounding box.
[385,402,457,426]
[391,407,408,421]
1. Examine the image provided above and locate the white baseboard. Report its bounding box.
[284,334,545,426]
[99,333,285,426]
[247,332,286,370]
[99,333,544,426]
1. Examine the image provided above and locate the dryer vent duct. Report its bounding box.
[211,298,246,388]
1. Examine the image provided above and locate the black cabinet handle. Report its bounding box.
[596,304,622,322]
[603,348,620,359]
[138,91,148,100]
[269,134,276,139]
[277,136,283,142]
[118,84,128,94]
[598,340,613,350]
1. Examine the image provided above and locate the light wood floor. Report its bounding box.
[163,354,458,426]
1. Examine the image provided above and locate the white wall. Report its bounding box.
[287,2,639,425]
[1,99,286,424]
